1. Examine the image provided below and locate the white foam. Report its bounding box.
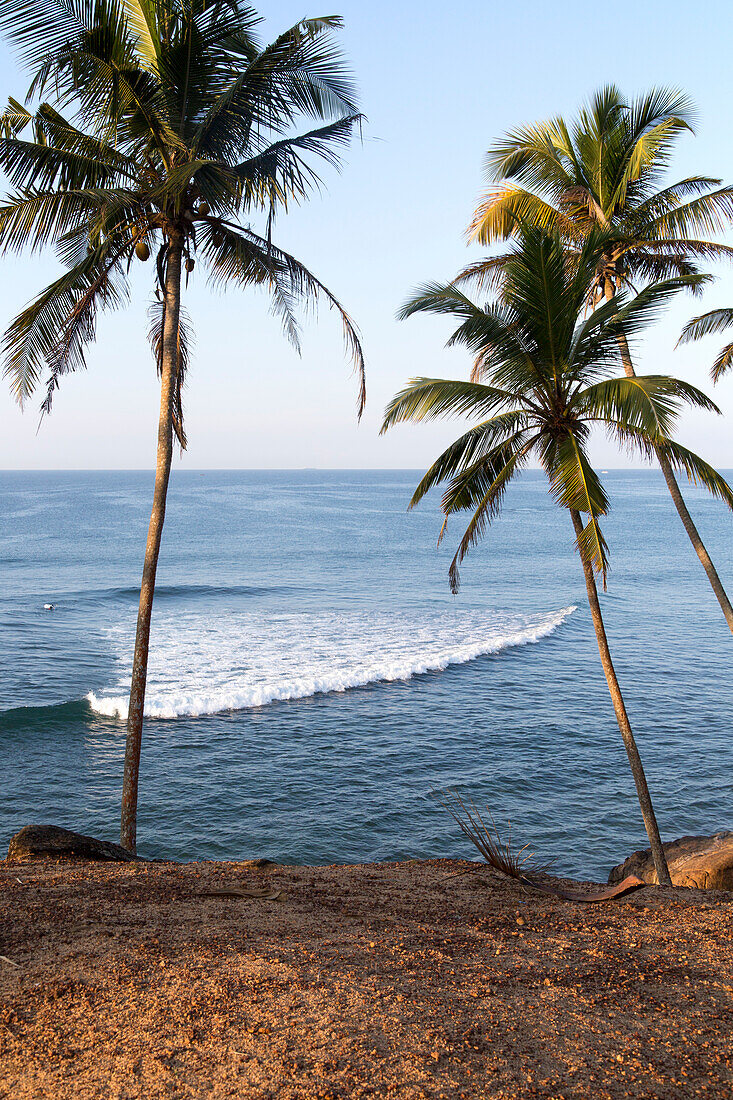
[87,605,576,720]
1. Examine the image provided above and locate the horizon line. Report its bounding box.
[2,465,728,474]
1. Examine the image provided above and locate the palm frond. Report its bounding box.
[441,430,535,516]
[435,789,547,879]
[468,186,570,245]
[193,15,357,158]
[0,185,137,255]
[0,132,132,191]
[200,220,365,415]
[626,86,696,139]
[380,378,514,433]
[577,375,719,438]
[406,413,530,509]
[645,187,733,240]
[0,0,103,72]
[147,298,194,448]
[0,96,35,137]
[614,117,690,211]
[483,119,576,198]
[452,254,513,295]
[605,274,711,350]
[657,440,733,510]
[678,308,733,343]
[398,281,490,324]
[231,114,360,210]
[122,0,163,72]
[678,305,733,381]
[711,344,733,382]
[446,441,531,593]
[545,433,609,581]
[4,242,130,404]
[630,176,724,223]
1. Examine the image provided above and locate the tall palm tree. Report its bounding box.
[0,0,366,853]
[464,86,733,632]
[382,224,733,886]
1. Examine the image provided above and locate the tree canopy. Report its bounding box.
[0,0,366,430]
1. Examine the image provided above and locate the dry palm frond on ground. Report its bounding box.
[435,788,550,880]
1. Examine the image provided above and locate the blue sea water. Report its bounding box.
[1,468,732,880]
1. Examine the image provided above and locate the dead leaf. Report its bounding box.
[519,874,646,903]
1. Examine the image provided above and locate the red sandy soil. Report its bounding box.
[1,857,732,1099]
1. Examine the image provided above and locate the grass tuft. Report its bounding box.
[435,788,551,880]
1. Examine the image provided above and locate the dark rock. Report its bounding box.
[7,825,140,863]
[609,831,733,889]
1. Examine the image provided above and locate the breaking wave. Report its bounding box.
[86,605,576,720]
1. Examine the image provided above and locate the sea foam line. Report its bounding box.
[86,605,576,720]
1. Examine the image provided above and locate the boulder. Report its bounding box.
[608,831,733,889]
[7,824,140,863]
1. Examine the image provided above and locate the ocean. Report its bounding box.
[1,468,731,880]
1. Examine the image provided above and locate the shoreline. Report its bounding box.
[2,856,732,1098]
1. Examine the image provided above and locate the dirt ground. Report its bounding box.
[1,857,732,1099]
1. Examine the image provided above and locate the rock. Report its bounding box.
[7,825,140,863]
[608,831,733,889]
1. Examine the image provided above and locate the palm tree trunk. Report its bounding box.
[606,285,733,633]
[620,332,733,633]
[570,508,672,886]
[120,235,183,853]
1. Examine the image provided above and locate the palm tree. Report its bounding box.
[382,224,733,886]
[464,86,733,632]
[0,0,366,853]
[679,308,733,380]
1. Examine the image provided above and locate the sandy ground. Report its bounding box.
[1,857,732,1099]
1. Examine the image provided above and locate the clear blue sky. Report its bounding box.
[1,0,733,469]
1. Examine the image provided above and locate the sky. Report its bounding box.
[2,0,733,469]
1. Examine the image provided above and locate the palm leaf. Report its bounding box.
[678,307,733,343]
[657,440,733,510]
[0,185,138,254]
[446,440,532,593]
[452,254,514,295]
[467,186,571,245]
[147,298,194,448]
[200,220,365,415]
[545,433,609,581]
[576,375,719,438]
[4,241,130,403]
[122,0,162,72]
[711,344,733,382]
[381,378,514,433]
[484,120,576,199]
[0,0,101,70]
[405,412,530,509]
[194,15,357,157]
[604,274,711,351]
[231,114,360,209]
[645,187,733,240]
